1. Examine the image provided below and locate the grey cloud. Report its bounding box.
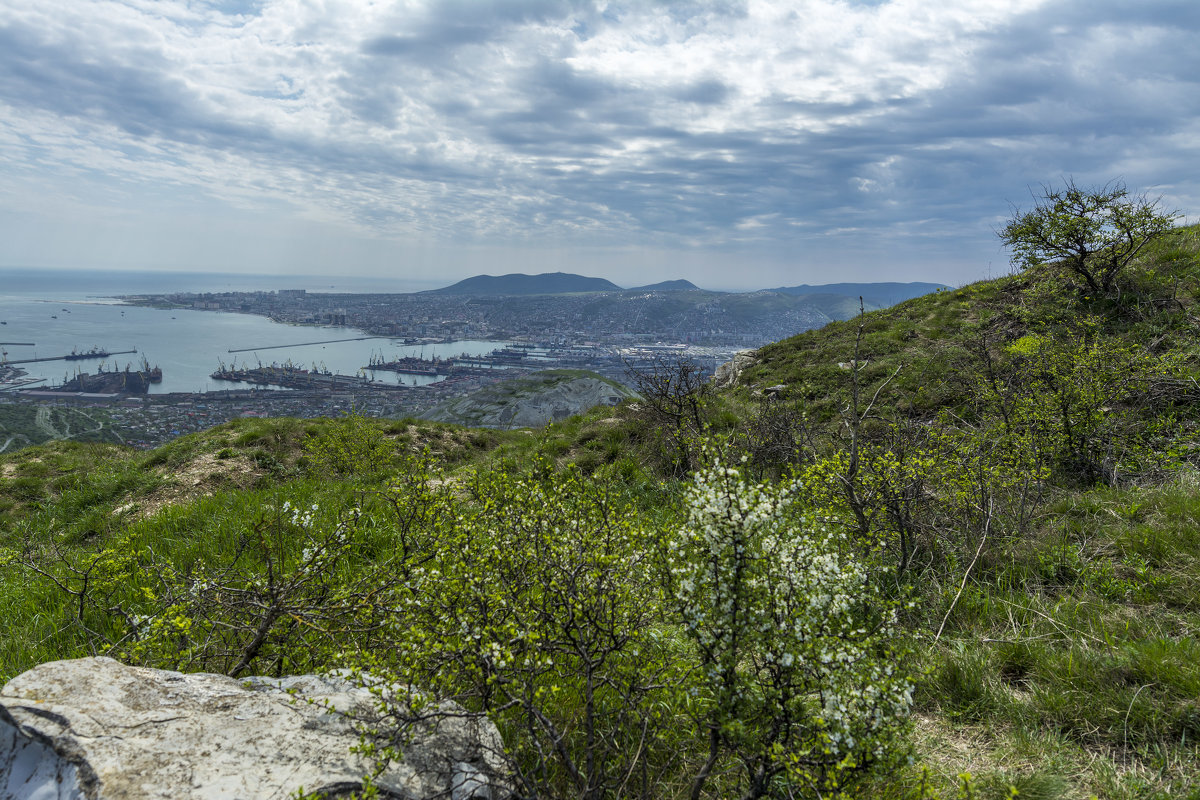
[364,26,490,58]
[0,22,218,143]
[362,0,589,60]
[732,2,1200,236]
[673,78,731,105]
[0,16,468,185]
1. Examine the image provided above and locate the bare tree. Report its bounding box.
[624,355,711,475]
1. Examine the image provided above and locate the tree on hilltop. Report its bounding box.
[999,178,1178,295]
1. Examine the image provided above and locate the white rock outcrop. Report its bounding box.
[711,350,757,390]
[0,657,507,800]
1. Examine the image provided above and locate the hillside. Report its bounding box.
[0,404,126,453]
[3,225,1200,798]
[739,231,1200,425]
[418,369,635,429]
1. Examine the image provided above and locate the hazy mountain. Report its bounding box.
[625,279,703,292]
[428,272,622,295]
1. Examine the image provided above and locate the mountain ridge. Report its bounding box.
[764,281,949,308]
[427,273,948,306]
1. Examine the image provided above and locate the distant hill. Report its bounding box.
[783,292,875,321]
[625,280,702,292]
[765,282,948,309]
[429,272,622,295]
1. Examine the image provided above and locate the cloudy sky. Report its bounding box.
[1,0,1197,291]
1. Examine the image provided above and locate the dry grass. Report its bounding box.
[116,451,270,521]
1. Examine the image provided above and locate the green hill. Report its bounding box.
[3,223,1200,798]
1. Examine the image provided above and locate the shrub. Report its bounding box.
[303,412,394,478]
[358,460,681,798]
[355,456,914,799]
[10,454,916,799]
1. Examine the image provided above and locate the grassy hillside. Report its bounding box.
[3,226,1200,799]
[741,225,1200,424]
[0,403,128,453]
[727,223,1200,797]
[419,369,635,429]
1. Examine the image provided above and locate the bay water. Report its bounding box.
[0,268,497,393]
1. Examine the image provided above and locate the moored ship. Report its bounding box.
[64,346,111,361]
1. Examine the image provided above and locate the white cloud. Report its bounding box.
[0,0,1196,287]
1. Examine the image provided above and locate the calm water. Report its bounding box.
[0,268,499,393]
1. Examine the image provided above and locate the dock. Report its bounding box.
[365,355,450,376]
[0,378,47,391]
[211,364,407,391]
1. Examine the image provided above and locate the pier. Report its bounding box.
[2,348,137,365]
[212,363,406,391]
[227,336,381,354]
[0,378,46,391]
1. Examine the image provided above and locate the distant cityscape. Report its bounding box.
[1,277,944,451]
[123,285,827,348]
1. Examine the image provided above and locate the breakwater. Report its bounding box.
[365,346,532,377]
[227,336,381,353]
[4,348,137,365]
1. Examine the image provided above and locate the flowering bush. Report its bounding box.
[348,454,913,799]
[13,449,915,799]
[670,458,913,798]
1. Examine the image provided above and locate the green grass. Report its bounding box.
[4,417,1197,796]
[908,476,1200,798]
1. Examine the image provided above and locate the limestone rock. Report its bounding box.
[0,657,507,800]
[711,350,757,390]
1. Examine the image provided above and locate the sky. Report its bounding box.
[1,0,1198,292]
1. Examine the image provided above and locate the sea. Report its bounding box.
[0,267,500,394]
